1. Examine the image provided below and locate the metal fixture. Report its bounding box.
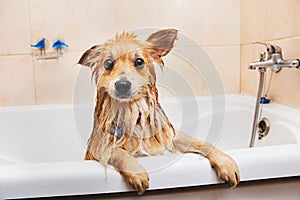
[249,42,300,72]
[249,42,300,147]
[257,117,270,140]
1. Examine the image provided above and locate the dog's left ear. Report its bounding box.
[77,45,102,68]
[146,29,178,65]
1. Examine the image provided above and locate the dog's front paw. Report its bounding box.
[122,171,149,194]
[208,151,240,188]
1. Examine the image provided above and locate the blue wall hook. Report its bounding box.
[52,39,69,49]
[52,39,68,54]
[31,38,46,54]
[31,38,46,49]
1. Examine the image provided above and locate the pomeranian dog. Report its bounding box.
[78,28,240,194]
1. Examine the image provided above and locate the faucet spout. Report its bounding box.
[249,59,274,70]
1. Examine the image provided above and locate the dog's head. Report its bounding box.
[78,29,178,102]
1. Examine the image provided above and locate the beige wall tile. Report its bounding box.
[273,38,300,60]
[163,45,240,96]
[268,69,300,108]
[265,0,300,40]
[240,43,266,96]
[29,0,117,53]
[161,50,209,97]
[0,0,31,55]
[159,0,203,44]
[240,0,266,44]
[200,0,240,46]
[0,55,35,106]
[204,46,241,94]
[116,0,162,31]
[115,0,205,45]
[34,52,81,104]
[149,0,240,46]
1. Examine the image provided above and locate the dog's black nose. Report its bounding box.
[115,80,132,98]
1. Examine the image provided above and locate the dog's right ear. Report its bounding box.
[77,45,102,68]
[146,29,178,65]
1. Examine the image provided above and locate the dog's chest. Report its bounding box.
[106,102,176,156]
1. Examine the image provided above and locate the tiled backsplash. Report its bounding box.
[0,0,241,106]
[1,0,299,108]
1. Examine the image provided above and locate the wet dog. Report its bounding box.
[78,28,240,194]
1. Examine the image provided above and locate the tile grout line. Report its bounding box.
[240,35,300,47]
[0,50,82,57]
[239,1,242,94]
[27,0,38,105]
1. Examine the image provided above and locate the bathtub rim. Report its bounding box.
[0,143,300,199]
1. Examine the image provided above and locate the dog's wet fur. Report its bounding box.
[78,29,240,194]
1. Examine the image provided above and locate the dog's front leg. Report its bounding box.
[108,148,149,194]
[173,131,240,188]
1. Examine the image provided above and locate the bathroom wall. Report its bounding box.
[2,0,300,108]
[240,0,300,108]
[0,0,240,106]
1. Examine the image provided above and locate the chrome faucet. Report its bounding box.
[249,42,300,72]
[248,42,300,147]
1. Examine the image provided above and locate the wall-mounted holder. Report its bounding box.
[31,38,68,60]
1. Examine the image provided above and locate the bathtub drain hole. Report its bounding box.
[257,117,270,140]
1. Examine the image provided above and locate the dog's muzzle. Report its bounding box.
[115,79,132,99]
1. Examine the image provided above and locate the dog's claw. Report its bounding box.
[123,172,149,194]
[209,151,240,188]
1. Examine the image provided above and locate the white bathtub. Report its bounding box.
[0,95,300,199]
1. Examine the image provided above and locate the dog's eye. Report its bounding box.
[104,59,114,71]
[134,58,145,70]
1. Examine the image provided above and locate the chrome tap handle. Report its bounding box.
[259,51,266,61]
[253,42,282,58]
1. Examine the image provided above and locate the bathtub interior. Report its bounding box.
[76,95,299,152]
[0,106,85,163]
[0,95,299,164]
